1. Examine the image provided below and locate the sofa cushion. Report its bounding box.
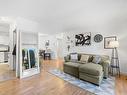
[100,55,110,63]
[64,62,81,68]
[76,61,86,64]
[80,54,89,63]
[92,55,101,64]
[79,63,103,76]
[88,55,93,62]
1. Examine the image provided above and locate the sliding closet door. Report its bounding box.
[18,30,40,78]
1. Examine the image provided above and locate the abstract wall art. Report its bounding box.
[75,32,91,46]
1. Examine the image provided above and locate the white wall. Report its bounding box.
[62,29,127,74]
[0,36,9,45]
[58,1,127,74]
[16,17,40,33]
[0,24,9,63]
[0,23,9,45]
[0,35,9,63]
[39,35,57,59]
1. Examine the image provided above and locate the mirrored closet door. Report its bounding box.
[17,30,40,78]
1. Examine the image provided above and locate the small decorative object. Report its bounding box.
[75,32,91,46]
[45,40,49,49]
[67,36,70,41]
[94,34,103,43]
[67,45,70,51]
[71,40,74,47]
[104,36,116,49]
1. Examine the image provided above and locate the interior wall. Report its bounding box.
[56,39,63,59]
[39,34,62,59]
[0,36,9,45]
[0,24,9,63]
[16,17,40,33]
[0,35,9,63]
[62,29,127,74]
[59,1,127,74]
[0,24,9,46]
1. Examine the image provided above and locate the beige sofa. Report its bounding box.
[64,53,110,85]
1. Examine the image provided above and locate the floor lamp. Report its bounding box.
[109,40,120,77]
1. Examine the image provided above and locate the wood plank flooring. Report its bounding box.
[0,59,127,95]
[0,64,15,82]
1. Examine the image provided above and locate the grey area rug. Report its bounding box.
[49,69,115,95]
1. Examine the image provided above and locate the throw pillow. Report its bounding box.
[92,55,101,64]
[64,55,70,62]
[80,55,89,63]
[88,55,93,62]
[100,56,109,63]
[70,53,78,61]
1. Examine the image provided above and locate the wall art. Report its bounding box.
[94,34,103,43]
[75,32,91,46]
[104,36,117,49]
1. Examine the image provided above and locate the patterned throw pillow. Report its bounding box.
[80,55,89,63]
[70,53,78,61]
[88,55,93,62]
[92,56,101,64]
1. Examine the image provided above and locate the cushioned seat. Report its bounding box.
[79,63,103,85]
[64,62,81,78]
[79,63,103,76]
[64,62,81,67]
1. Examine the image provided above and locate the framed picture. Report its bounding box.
[104,36,117,49]
[75,32,91,46]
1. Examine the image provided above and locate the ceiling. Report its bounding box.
[0,0,127,34]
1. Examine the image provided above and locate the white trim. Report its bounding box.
[18,31,40,79]
[21,68,40,79]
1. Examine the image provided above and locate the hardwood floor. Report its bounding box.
[115,75,127,95]
[0,59,126,95]
[0,64,15,82]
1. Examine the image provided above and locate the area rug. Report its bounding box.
[49,69,115,95]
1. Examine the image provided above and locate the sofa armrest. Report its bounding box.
[100,60,110,78]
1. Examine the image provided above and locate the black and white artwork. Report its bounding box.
[75,33,91,46]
